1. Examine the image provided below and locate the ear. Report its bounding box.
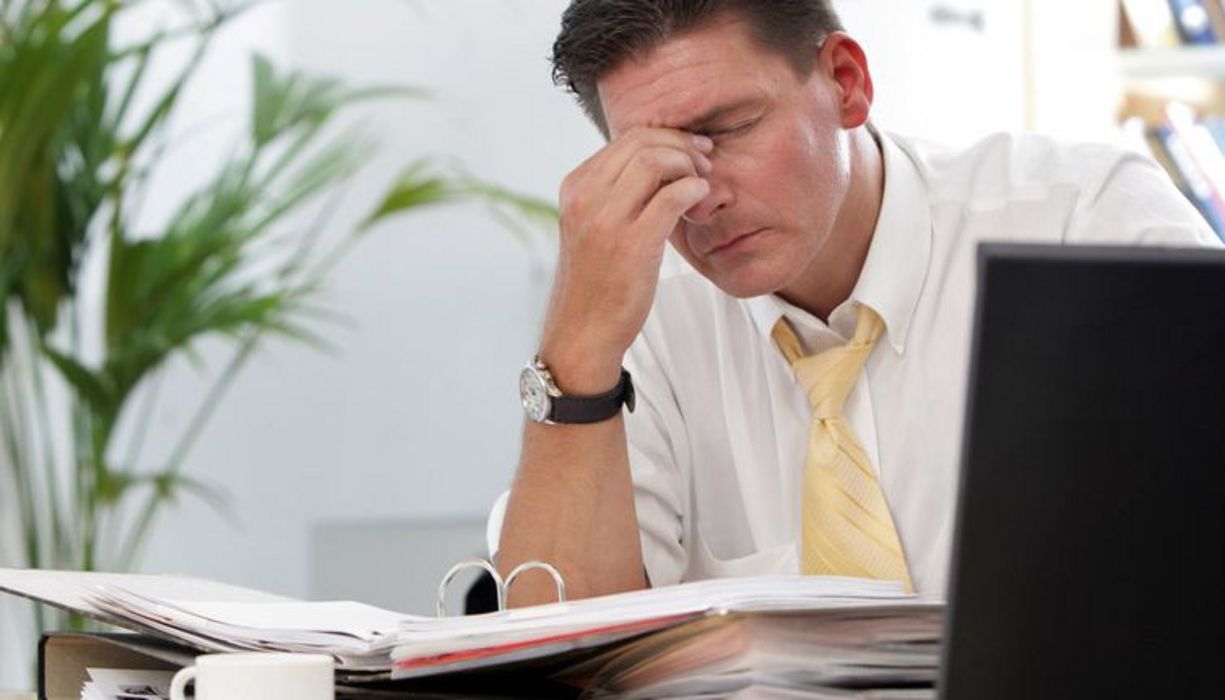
[816,32,873,129]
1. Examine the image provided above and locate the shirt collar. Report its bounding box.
[746,128,933,354]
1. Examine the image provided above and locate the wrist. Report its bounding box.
[538,356,623,395]
[536,341,624,395]
[521,356,635,426]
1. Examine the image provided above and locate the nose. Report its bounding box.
[682,176,732,226]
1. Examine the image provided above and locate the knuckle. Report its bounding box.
[635,147,686,175]
[623,126,652,143]
[559,180,589,216]
[558,190,575,216]
[560,170,582,198]
[631,147,665,171]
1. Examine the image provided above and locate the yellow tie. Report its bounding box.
[772,304,914,591]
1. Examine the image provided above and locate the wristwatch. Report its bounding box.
[519,356,635,425]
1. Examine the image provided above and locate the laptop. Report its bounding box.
[940,243,1225,699]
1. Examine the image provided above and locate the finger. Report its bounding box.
[562,132,710,231]
[637,176,711,247]
[604,145,709,222]
[585,127,712,187]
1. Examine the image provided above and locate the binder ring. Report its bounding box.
[504,560,567,605]
[437,559,505,617]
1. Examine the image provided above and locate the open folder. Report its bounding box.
[1,567,941,696]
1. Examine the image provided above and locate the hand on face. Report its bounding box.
[539,127,713,392]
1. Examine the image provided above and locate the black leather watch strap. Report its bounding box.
[549,369,635,424]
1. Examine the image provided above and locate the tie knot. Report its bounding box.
[772,305,884,418]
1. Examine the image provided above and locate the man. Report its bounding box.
[495,0,1220,606]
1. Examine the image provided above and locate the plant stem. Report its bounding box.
[120,367,163,485]
[82,412,113,573]
[1,312,53,634]
[2,311,43,573]
[1,364,40,571]
[115,331,260,571]
[99,367,163,565]
[68,298,90,569]
[26,318,69,568]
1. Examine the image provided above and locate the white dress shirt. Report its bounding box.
[618,130,1220,599]
[491,130,1221,600]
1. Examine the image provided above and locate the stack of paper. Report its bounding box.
[390,575,942,696]
[1,568,941,696]
[85,587,414,672]
[80,668,174,700]
[566,606,940,698]
[0,568,412,677]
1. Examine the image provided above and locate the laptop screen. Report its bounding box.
[940,244,1225,699]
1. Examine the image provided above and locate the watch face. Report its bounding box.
[519,366,551,422]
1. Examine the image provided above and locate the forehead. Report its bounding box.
[596,15,795,137]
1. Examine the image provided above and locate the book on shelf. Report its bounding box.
[1206,0,1225,38]
[1128,107,1225,240]
[1169,0,1218,45]
[1120,0,1225,48]
[1132,120,1196,196]
[1164,101,1225,208]
[1201,114,1225,150]
[1122,0,1183,47]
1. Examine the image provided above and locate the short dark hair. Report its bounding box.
[551,0,845,137]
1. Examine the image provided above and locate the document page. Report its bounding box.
[81,668,174,700]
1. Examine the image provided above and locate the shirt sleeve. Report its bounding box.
[623,323,691,588]
[485,489,510,560]
[1064,150,1224,248]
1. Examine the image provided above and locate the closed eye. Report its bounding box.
[706,119,758,140]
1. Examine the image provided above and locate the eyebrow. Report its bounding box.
[678,98,763,133]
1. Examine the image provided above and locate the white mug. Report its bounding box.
[169,652,334,700]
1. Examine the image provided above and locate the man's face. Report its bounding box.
[597,14,862,299]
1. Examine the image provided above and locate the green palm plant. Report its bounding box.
[0,0,512,638]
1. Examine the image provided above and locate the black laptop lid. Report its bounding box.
[941,244,1225,699]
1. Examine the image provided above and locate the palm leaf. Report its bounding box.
[359,159,458,232]
[251,52,428,147]
[41,343,117,425]
[0,2,113,334]
[250,128,373,233]
[99,468,233,517]
[461,177,560,226]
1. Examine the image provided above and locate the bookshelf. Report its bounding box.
[1119,44,1225,78]
[1116,0,1225,111]
[1113,1,1225,241]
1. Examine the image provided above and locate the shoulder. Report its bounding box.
[894,130,1219,247]
[895,131,1145,206]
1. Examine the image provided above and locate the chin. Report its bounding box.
[702,258,796,299]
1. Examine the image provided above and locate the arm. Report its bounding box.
[497,128,714,606]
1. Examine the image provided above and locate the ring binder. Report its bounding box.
[435,559,566,616]
[505,561,566,604]
[436,559,504,616]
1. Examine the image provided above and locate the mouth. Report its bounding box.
[706,228,766,257]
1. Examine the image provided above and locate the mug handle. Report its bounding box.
[169,665,197,700]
